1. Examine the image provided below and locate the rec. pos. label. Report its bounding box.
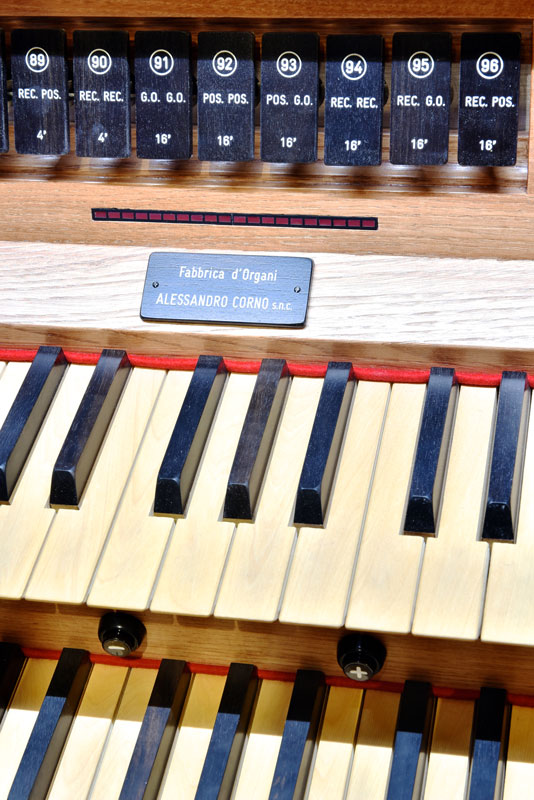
[141,253,313,326]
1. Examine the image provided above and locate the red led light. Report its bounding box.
[348,219,361,228]
[234,215,247,224]
[135,212,148,220]
[247,216,261,224]
[276,217,289,225]
[191,214,204,222]
[333,219,346,227]
[319,218,332,227]
[204,214,217,223]
[219,215,232,223]
[93,210,107,219]
[122,211,134,220]
[304,218,318,226]
[163,213,175,221]
[149,213,162,221]
[290,218,303,226]
[261,216,275,225]
[362,219,376,228]
[108,211,121,219]
[177,213,190,221]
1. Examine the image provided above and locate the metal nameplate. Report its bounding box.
[140,252,313,327]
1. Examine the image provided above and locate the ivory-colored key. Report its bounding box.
[280,381,389,627]
[0,658,56,800]
[345,689,400,799]
[90,667,157,800]
[158,673,226,800]
[412,386,495,639]
[151,373,256,617]
[0,364,92,598]
[0,361,31,434]
[422,698,473,800]
[215,376,323,622]
[307,686,363,800]
[25,367,164,604]
[482,399,534,646]
[345,383,426,633]
[502,705,534,800]
[48,664,128,799]
[86,369,192,610]
[233,679,293,800]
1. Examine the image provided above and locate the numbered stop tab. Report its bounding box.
[135,31,192,160]
[324,35,384,166]
[197,32,255,162]
[458,33,521,166]
[390,33,451,165]
[73,30,130,158]
[0,32,7,153]
[11,29,69,155]
[260,32,319,163]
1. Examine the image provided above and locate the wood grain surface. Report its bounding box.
[1,240,534,371]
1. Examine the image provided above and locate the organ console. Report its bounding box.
[1,0,534,797]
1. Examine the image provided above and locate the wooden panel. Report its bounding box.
[3,241,534,373]
[2,183,534,262]
[1,1,533,17]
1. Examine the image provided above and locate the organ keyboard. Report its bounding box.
[2,648,534,799]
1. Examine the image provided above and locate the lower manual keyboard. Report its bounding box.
[0,645,532,800]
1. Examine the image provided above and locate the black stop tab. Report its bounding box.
[458,33,521,166]
[390,33,451,165]
[197,32,255,162]
[324,35,384,166]
[11,29,69,155]
[0,32,7,153]
[260,32,319,163]
[135,31,192,161]
[73,30,131,158]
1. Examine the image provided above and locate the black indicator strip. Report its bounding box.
[92,209,378,229]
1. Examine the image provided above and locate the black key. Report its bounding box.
[404,367,457,535]
[119,659,190,800]
[294,362,354,525]
[386,681,433,800]
[458,33,521,166]
[8,648,91,800]
[468,687,507,800]
[50,349,130,506]
[135,31,192,161]
[0,643,25,726]
[195,663,258,800]
[0,346,66,502]
[197,32,256,162]
[324,35,384,166]
[390,33,452,165]
[269,670,325,800]
[154,356,226,515]
[73,30,131,158]
[260,33,319,163]
[482,371,528,542]
[11,29,69,155]
[224,359,289,520]
[0,31,8,153]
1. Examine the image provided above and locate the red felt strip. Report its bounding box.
[0,347,525,387]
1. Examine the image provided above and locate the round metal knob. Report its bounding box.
[337,633,386,682]
[98,611,146,658]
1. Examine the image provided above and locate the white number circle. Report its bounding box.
[476,52,504,80]
[88,48,112,76]
[276,51,302,78]
[341,53,367,81]
[149,49,174,76]
[408,51,434,79]
[212,50,237,77]
[25,47,50,74]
